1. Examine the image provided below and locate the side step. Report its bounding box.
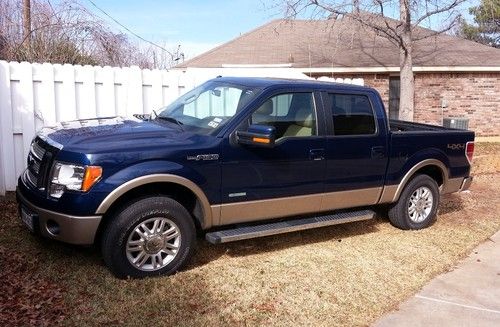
[205,209,375,244]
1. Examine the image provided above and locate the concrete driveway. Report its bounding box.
[373,230,500,326]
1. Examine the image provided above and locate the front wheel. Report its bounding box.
[101,196,196,278]
[388,174,440,230]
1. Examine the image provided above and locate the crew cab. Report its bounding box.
[16,77,474,278]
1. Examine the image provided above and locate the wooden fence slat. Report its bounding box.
[38,63,57,125]
[150,69,163,113]
[19,62,36,163]
[162,71,180,105]
[57,64,77,122]
[101,66,115,116]
[126,66,143,116]
[113,67,127,117]
[79,65,97,119]
[0,61,15,194]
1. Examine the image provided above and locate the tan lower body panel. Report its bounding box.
[213,187,382,226]
[379,177,466,204]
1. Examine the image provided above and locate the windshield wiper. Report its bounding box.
[155,115,184,131]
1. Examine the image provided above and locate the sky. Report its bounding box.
[81,0,478,61]
[84,0,280,59]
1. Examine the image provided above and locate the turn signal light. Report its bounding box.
[252,137,270,144]
[82,166,103,192]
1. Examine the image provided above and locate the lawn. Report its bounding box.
[1,143,499,326]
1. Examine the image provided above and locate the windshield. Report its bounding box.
[156,80,262,135]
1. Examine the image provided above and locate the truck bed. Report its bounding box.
[389,119,456,132]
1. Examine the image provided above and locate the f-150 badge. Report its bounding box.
[187,154,220,161]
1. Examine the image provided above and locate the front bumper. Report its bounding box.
[16,188,102,245]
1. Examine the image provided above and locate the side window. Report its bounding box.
[329,94,376,135]
[251,93,316,139]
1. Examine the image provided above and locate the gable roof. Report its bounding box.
[177,18,500,69]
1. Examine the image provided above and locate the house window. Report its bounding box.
[389,76,400,120]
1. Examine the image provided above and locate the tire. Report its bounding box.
[101,196,196,279]
[388,174,440,230]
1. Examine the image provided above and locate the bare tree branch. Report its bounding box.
[414,0,466,26]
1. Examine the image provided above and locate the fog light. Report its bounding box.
[46,220,60,235]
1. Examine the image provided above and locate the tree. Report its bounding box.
[458,0,499,48]
[0,0,179,69]
[282,0,467,121]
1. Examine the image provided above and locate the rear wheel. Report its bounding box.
[101,196,196,278]
[388,174,439,230]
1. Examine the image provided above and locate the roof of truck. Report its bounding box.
[214,76,372,91]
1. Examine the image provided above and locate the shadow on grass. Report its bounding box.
[4,195,387,277]
[439,193,466,215]
[14,213,388,275]
[27,193,465,275]
[194,217,386,261]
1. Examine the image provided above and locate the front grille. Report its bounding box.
[30,141,46,160]
[26,169,38,187]
[25,138,57,190]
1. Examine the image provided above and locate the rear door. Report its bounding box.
[321,91,389,211]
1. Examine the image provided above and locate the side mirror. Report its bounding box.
[236,124,276,148]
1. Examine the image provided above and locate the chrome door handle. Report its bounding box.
[309,149,325,161]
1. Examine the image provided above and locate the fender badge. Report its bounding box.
[187,154,220,161]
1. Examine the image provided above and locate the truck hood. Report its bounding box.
[38,116,191,154]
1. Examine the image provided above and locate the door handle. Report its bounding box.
[371,146,386,159]
[309,149,325,161]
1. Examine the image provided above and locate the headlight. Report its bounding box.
[49,162,102,198]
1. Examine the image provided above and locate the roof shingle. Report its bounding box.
[177,18,500,69]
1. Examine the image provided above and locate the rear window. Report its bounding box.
[329,94,376,135]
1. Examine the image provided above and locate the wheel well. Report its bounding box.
[413,165,444,187]
[94,182,203,245]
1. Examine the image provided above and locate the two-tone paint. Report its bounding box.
[16,77,475,245]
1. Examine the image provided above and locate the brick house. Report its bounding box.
[176,18,500,136]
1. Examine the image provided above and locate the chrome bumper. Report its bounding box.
[459,176,473,192]
[16,189,102,245]
[442,176,473,194]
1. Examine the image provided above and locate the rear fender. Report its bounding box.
[380,148,450,203]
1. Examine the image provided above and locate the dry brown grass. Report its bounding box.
[1,143,499,326]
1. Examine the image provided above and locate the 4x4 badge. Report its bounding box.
[187,154,220,161]
[447,143,465,150]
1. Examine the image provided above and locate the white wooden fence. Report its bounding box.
[0,60,363,195]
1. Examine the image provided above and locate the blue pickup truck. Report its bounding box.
[17,77,474,278]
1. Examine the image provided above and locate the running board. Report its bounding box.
[205,209,375,244]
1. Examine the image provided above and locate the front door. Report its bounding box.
[219,91,327,225]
